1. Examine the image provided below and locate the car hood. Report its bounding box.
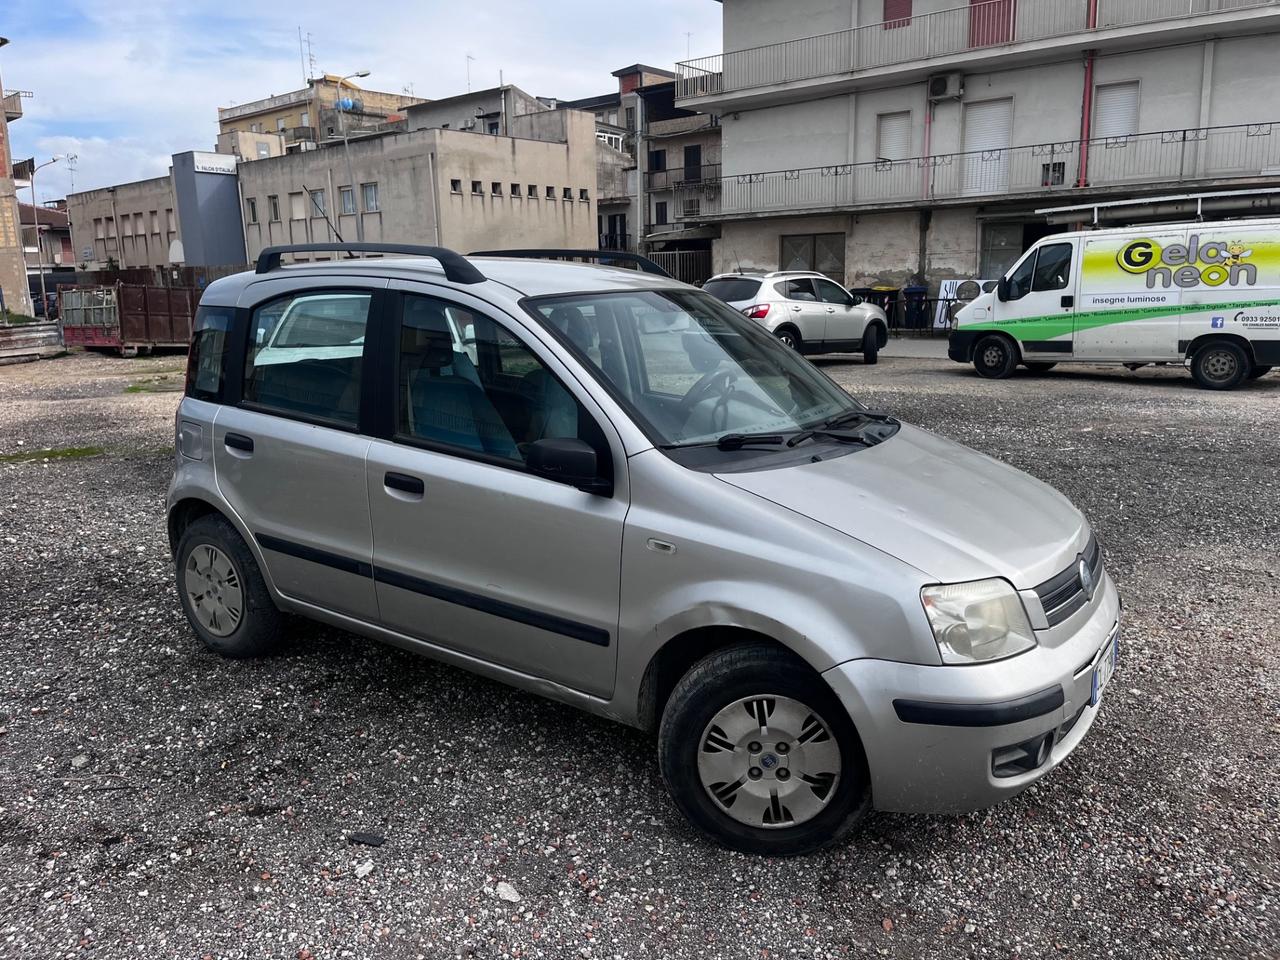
[714,423,1088,588]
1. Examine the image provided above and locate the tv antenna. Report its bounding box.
[466,54,475,93]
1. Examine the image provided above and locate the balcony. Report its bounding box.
[676,0,1280,110]
[647,163,723,191]
[2,91,22,122]
[599,233,633,251]
[647,114,721,139]
[671,121,1280,219]
[219,89,310,122]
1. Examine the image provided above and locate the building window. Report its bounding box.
[511,182,522,198]
[150,211,160,233]
[268,195,280,222]
[250,122,262,133]
[289,193,305,220]
[360,182,378,212]
[256,142,271,159]
[450,179,462,194]
[562,187,572,201]
[546,186,556,200]
[277,117,287,132]
[121,214,132,237]
[340,187,356,215]
[309,189,326,215]
[166,209,176,232]
[781,233,846,283]
[1094,80,1140,138]
[654,201,668,226]
[492,181,503,196]
[472,181,484,195]
[579,188,590,202]
[487,121,500,135]
[94,218,104,240]
[300,110,310,127]
[884,0,912,28]
[625,106,635,131]
[876,111,912,161]
[1041,161,1066,186]
[134,212,144,234]
[682,198,700,218]
[528,184,538,198]
[246,198,258,223]
[649,149,667,172]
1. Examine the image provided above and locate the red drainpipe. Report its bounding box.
[1077,0,1099,187]
[922,100,933,200]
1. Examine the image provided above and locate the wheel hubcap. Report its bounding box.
[183,544,244,637]
[1204,350,1237,381]
[982,344,1004,367]
[697,695,841,829]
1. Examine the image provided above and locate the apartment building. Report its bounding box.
[217,75,425,153]
[236,110,598,260]
[676,0,1280,289]
[0,36,33,316]
[18,201,72,269]
[68,175,180,269]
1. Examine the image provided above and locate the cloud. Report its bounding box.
[2,0,722,200]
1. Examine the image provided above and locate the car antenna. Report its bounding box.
[731,245,743,274]
[301,182,345,246]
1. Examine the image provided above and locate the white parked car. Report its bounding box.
[703,271,888,363]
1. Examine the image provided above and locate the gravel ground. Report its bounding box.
[0,348,1276,960]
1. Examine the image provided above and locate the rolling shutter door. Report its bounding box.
[962,98,1012,194]
[1094,82,1139,138]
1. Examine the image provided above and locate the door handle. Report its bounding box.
[224,432,254,453]
[384,471,425,497]
[1061,295,1075,308]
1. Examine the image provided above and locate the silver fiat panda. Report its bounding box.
[169,243,1120,855]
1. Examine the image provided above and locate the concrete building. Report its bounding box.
[215,129,286,162]
[237,110,598,260]
[217,74,424,153]
[19,201,72,270]
[68,175,179,269]
[0,36,34,316]
[677,0,1280,290]
[405,86,547,137]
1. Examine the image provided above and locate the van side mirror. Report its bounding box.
[996,277,1010,302]
[527,438,611,496]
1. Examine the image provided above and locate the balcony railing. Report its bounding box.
[676,0,1277,100]
[599,233,633,251]
[647,163,723,190]
[671,122,1280,218]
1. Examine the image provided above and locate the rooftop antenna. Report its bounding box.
[297,27,307,85]
[684,32,693,58]
[305,33,318,81]
[64,153,78,194]
[466,53,475,92]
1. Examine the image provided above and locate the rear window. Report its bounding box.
[185,305,233,402]
[702,277,762,303]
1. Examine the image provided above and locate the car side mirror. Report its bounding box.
[849,295,864,305]
[527,438,611,495]
[996,277,1010,302]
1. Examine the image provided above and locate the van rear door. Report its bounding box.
[1075,229,1185,361]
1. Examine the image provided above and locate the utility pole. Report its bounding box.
[466,54,475,93]
[337,70,370,242]
[28,156,61,316]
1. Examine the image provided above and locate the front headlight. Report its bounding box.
[921,578,1037,664]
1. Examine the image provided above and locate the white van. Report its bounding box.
[949,218,1280,389]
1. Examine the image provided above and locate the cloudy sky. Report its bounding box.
[2,1,722,201]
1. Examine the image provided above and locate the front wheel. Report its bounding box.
[973,334,1018,379]
[1247,364,1272,380]
[658,643,870,856]
[862,326,881,365]
[1191,340,1249,390]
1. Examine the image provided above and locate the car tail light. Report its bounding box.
[742,303,770,320]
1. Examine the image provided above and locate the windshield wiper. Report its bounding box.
[785,428,879,449]
[819,408,896,429]
[714,432,786,450]
[785,409,899,449]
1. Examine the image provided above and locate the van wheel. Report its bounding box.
[973,335,1018,379]
[775,327,802,352]
[1191,340,1249,390]
[1247,364,1272,380]
[1023,362,1057,373]
[658,643,870,856]
[862,326,881,365]
[175,514,284,658]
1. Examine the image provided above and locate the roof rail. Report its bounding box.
[469,248,673,278]
[254,243,486,284]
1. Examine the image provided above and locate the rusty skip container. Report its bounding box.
[59,282,197,355]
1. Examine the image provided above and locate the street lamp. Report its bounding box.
[337,70,370,242]
[28,156,61,318]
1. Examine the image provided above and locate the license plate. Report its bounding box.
[1090,633,1119,707]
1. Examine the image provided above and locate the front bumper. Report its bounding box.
[948,329,980,363]
[823,570,1120,814]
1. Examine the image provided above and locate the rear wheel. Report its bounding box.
[658,643,870,856]
[973,335,1018,379]
[1247,364,1272,380]
[175,514,284,658]
[1190,340,1249,390]
[1023,362,1057,373]
[775,327,802,352]
[862,325,881,365]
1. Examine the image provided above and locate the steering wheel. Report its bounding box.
[680,368,735,413]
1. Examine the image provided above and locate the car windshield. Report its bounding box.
[526,289,864,447]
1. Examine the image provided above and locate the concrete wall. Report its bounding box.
[406,87,549,137]
[67,176,179,269]
[0,64,32,316]
[216,130,285,161]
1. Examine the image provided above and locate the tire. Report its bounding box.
[1247,364,1272,380]
[1023,362,1057,373]
[1190,340,1249,390]
[862,326,881,365]
[775,327,802,351]
[973,334,1018,379]
[175,514,284,658]
[658,643,871,856]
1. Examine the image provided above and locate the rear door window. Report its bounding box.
[777,279,818,302]
[243,291,371,426]
[702,277,762,303]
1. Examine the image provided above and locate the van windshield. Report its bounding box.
[526,289,864,448]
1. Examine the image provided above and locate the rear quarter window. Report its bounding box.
[702,278,762,303]
[185,305,234,402]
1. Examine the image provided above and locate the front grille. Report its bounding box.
[1034,536,1103,628]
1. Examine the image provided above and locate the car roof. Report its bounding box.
[705,271,827,282]
[199,255,691,307]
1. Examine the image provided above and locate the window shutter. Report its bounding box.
[1094,81,1139,139]
[884,0,912,28]
[877,112,912,161]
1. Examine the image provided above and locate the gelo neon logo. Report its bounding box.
[1116,235,1256,289]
